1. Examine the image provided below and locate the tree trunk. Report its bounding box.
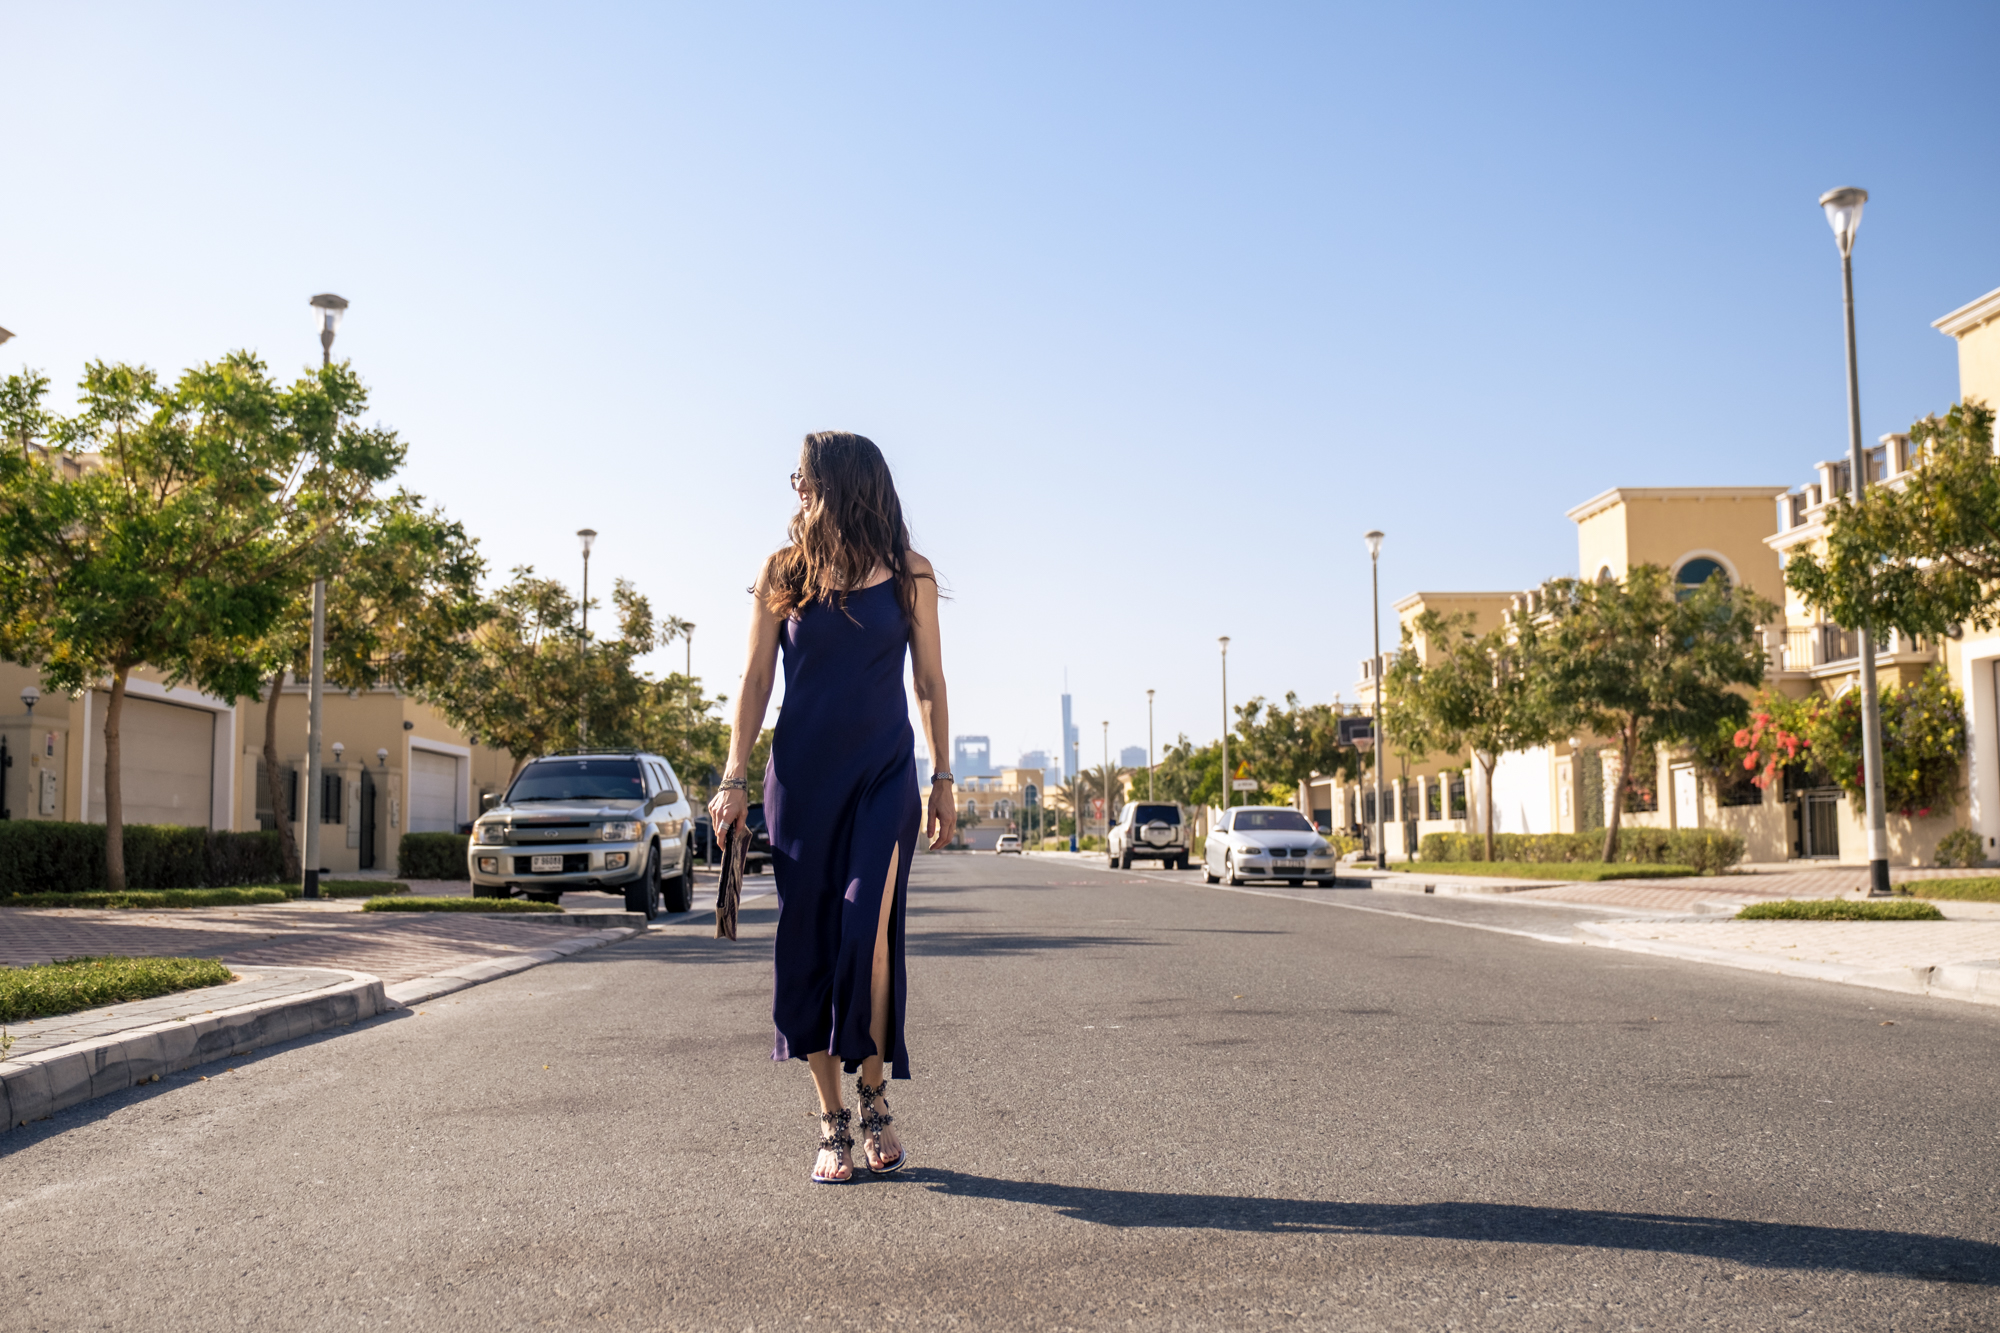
[1478,753,1499,863]
[1599,723,1633,864]
[103,667,128,892]
[263,673,300,880]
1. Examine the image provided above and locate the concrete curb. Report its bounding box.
[384,925,643,1005]
[1574,922,2000,1007]
[2,967,384,1133]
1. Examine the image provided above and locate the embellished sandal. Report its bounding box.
[856,1075,908,1174]
[811,1108,854,1184]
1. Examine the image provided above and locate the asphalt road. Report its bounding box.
[7,852,1999,1331]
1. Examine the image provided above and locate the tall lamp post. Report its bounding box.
[1819,187,1891,897]
[1070,739,1081,851]
[1146,688,1156,800]
[1365,530,1386,870]
[577,528,597,745]
[1218,637,1231,821]
[301,293,348,900]
[1102,720,1111,839]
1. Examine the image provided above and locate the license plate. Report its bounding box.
[530,855,564,873]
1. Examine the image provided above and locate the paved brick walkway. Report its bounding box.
[1509,866,2000,915]
[0,903,614,985]
[1590,919,2000,972]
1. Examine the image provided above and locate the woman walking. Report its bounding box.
[710,431,957,1184]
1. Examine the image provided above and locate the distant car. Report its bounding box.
[467,750,696,919]
[742,801,774,874]
[1108,801,1190,870]
[1202,806,1340,886]
[995,833,1022,854]
[689,813,717,864]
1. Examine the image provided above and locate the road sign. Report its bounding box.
[1231,778,1259,792]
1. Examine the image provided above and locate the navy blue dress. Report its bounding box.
[765,578,920,1079]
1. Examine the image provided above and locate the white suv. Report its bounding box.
[1108,802,1189,870]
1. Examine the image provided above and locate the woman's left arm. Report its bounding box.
[907,555,957,850]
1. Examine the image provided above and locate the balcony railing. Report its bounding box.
[1778,625,1931,673]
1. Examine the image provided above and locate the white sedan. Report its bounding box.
[1203,806,1341,885]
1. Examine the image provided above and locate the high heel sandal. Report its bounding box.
[856,1075,908,1174]
[812,1108,854,1184]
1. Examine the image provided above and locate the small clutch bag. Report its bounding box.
[715,822,748,941]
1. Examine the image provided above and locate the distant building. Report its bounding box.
[1120,745,1147,768]
[1061,693,1078,780]
[916,752,932,787]
[953,735,994,777]
[1017,749,1050,774]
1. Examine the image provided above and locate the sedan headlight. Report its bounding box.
[599,820,644,842]
[473,823,509,845]
[1239,842,1265,854]
[1311,840,1332,856]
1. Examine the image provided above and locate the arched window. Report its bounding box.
[1596,565,1614,584]
[1675,557,1729,600]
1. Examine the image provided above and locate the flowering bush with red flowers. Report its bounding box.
[1733,703,1811,791]
[1732,668,1966,818]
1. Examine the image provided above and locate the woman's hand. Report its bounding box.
[709,786,749,843]
[925,781,958,850]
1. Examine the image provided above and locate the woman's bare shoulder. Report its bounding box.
[905,550,936,577]
[753,548,792,591]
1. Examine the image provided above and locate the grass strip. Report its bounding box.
[360,896,562,913]
[1405,861,1699,882]
[0,887,292,910]
[1737,899,1945,921]
[0,955,234,1024]
[1899,878,2000,903]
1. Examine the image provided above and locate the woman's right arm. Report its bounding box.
[709,560,785,838]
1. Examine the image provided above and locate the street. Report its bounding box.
[6,852,1998,1331]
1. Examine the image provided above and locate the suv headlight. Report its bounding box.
[473,823,509,845]
[600,820,644,842]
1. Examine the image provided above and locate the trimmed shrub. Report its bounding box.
[1418,861,1697,882]
[1418,829,1744,874]
[1933,827,1986,869]
[0,822,284,898]
[1736,899,1942,921]
[0,955,234,1023]
[361,895,559,913]
[1900,877,2000,903]
[398,833,470,880]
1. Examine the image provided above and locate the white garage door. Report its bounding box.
[408,749,461,833]
[89,694,215,827]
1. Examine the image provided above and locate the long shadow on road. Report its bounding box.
[904,1169,2000,1284]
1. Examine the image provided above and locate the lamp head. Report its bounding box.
[1364,530,1385,559]
[20,686,40,711]
[309,293,348,349]
[1818,187,1867,258]
[331,742,344,762]
[577,528,597,557]
[1218,635,1230,652]
[377,747,389,767]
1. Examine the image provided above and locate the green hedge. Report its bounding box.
[0,822,285,898]
[4,887,292,910]
[1418,829,1745,875]
[397,833,469,880]
[1737,899,1943,921]
[1411,860,1698,881]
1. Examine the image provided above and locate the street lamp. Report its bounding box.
[577,528,597,745]
[1819,186,1891,897]
[1218,637,1231,818]
[1102,720,1111,839]
[21,686,39,723]
[310,294,348,369]
[301,293,348,900]
[1070,738,1082,851]
[1365,530,1386,871]
[1146,688,1156,800]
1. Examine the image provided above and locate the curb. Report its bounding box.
[2,967,384,1133]
[1574,922,2000,1007]
[384,925,643,1005]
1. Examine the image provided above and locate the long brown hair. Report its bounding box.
[765,431,928,623]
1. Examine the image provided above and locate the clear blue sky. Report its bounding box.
[4,3,1996,772]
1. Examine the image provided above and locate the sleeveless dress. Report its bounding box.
[764,578,920,1079]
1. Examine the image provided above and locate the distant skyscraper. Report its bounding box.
[1018,749,1050,774]
[1061,692,1078,780]
[916,751,932,787]
[953,735,993,777]
[1119,745,1147,768]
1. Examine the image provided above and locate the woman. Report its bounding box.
[709,431,957,1184]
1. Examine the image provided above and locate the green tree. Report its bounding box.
[1385,610,1556,862]
[1538,565,1774,862]
[230,493,485,879]
[1233,694,1363,803]
[0,356,401,890]
[1146,734,1222,814]
[1786,399,1999,637]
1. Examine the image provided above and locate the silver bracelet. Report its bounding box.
[719,777,748,791]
